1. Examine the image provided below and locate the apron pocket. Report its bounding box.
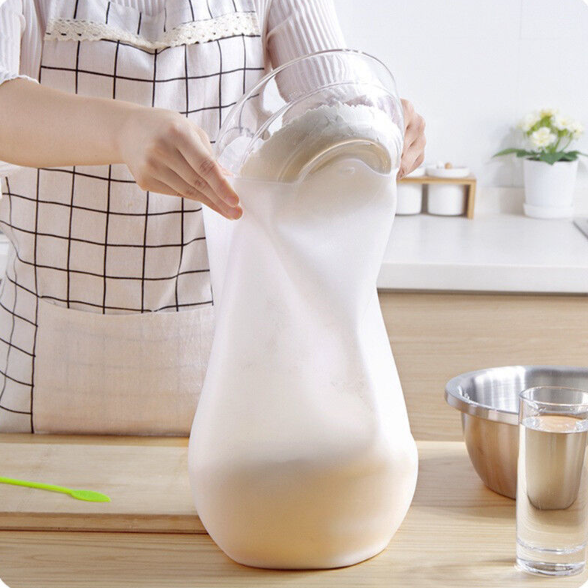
[33,299,214,435]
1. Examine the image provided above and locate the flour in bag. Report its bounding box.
[241,103,403,181]
[189,103,418,569]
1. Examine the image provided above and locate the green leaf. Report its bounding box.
[493,148,532,158]
[537,151,577,165]
[553,150,588,161]
[493,148,519,157]
[538,152,559,165]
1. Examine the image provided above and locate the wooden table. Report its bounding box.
[1,437,586,587]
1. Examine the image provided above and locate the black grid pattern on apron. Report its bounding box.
[0,0,264,430]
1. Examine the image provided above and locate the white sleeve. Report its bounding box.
[0,0,39,86]
[256,0,347,98]
[263,0,345,68]
[0,0,42,176]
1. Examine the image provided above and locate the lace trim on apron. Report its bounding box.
[45,11,260,50]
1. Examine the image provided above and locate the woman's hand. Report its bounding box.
[0,80,241,219]
[0,80,239,219]
[398,99,426,179]
[118,108,242,219]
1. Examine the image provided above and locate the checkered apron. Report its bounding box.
[0,0,265,434]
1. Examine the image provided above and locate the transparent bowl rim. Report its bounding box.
[214,48,399,160]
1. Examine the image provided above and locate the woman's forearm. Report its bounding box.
[0,78,137,167]
[0,78,242,218]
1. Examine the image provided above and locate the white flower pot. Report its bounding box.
[523,159,578,219]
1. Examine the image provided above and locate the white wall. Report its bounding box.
[336,0,588,205]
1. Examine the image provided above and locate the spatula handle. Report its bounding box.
[0,476,69,494]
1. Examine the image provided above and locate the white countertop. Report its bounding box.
[378,213,588,294]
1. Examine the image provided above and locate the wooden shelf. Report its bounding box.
[399,175,477,219]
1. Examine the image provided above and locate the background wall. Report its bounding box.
[336,0,588,210]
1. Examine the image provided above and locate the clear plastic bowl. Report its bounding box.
[215,49,404,182]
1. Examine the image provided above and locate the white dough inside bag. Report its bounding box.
[188,105,418,570]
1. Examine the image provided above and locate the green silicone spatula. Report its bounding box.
[0,476,111,502]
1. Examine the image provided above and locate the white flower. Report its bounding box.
[529,127,557,150]
[539,107,559,118]
[546,111,583,139]
[518,112,540,132]
[569,121,584,140]
[552,114,574,132]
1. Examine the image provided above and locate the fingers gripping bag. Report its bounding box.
[188,50,418,570]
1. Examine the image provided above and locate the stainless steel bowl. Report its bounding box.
[445,365,588,499]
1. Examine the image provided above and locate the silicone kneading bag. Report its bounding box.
[188,50,418,570]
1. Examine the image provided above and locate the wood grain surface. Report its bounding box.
[380,291,588,441]
[0,434,203,533]
[1,440,586,587]
[2,292,587,586]
[399,175,476,184]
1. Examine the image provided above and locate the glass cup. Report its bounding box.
[516,386,588,576]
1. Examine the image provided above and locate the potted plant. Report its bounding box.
[494,108,586,218]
